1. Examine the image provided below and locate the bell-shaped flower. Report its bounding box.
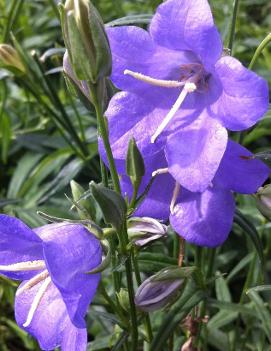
[119,140,270,247]
[101,0,269,192]
[0,215,102,351]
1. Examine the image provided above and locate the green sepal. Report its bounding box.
[90,181,127,231]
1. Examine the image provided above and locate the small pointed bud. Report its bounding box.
[60,0,111,83]
[90,181,127,231]
[70,180,97,219]
[117,288,130,312]
[0,44,26,74]
[127,217,167,246]
[135,275,183,312]
[256,185,271,219]
[126,138,145,189]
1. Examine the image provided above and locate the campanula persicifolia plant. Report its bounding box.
[1,0,271,350]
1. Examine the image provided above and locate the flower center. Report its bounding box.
[124,63,208,142]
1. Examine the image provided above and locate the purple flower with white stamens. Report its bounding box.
[0,215,101,351]
[102,0,269,192]
[119,140,270,247]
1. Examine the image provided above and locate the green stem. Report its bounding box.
[249,33,271,70]
[48,0,60,18]
[228,0,240,53]
[91,87,121,194]
[124,256,138,351]
[132,249,153,344]
[3,0,24,41]
[129,183,140,210]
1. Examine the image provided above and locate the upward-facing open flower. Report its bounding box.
[103,0,269,192]
[119,141,270,247]
[0,215,101,351]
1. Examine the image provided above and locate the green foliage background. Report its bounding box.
[0,0,271,350]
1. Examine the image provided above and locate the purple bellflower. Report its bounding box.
[119,141,270,247]
[103,0,269,193]
[0,215,101,351]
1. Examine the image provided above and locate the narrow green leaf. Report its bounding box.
[234,210,265,272]
[150,286,205,351]
[246,290,271,342]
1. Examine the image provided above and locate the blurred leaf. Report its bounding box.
[246,289,271,342]
[234,210,265,273]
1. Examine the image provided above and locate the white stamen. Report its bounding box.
[170,182,181,214]
[124,69,185,88]
[23,276,51,328]
[152,167,169,177]
[151,82,197,143]
[17,270,49,296]
[0,260,46,272]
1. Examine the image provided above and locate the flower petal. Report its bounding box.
[99,91,202,174]
[99,91,167,173]
[107,26,195,94]
[34,223,101,328]
[214,140,270,193]
[15,279,85,350]
[149,0,222,69]
[165,112,228,192]
[0,215,43,280]
[170,188,235,247]
[212,56,269,131]
[61,318,87,351]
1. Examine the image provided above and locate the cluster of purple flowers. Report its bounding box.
[100,0,270,247]
[0,0,270,350]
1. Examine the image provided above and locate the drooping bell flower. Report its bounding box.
[0,215,102,351]
[119,140,270,247]
[103,0,269,192]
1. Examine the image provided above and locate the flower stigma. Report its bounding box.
[23,276,51,327]
[170,182,181,215]
[17,270,50,295]
[0,260,46,272]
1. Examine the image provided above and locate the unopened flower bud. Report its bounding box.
[127,217,167,246]
[61,0,111,83]
[0,44,25,74]
[256,185,271,219]
[135,275,182,312]
[117,288,130,312]
[63,50,112,111]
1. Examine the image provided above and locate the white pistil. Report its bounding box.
[17,270,49,296]
[0,260,46,272]
[170,182,181,215]
[23,276,51,328]
[152,167,169,177]
[124,69,185,88]
[151,82,197,143]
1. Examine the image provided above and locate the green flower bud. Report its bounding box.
[0,44,26,74]
[61,0,112,83]
[117,288,130,312]
[256,185,271,220]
